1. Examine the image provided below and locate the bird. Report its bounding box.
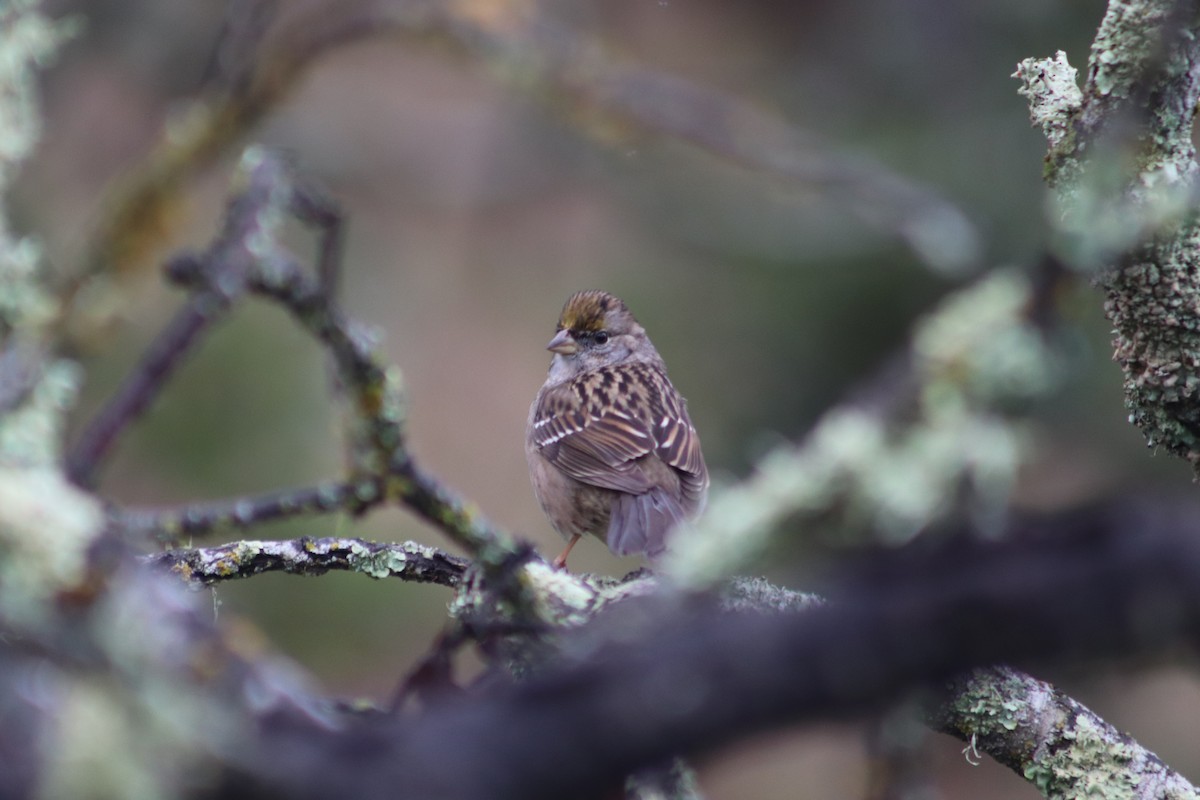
[526,290,708,568]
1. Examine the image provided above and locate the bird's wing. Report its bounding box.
[649,368,708,507]
[531,364,706,499]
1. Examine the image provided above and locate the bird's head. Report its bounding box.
[545,290,658,377]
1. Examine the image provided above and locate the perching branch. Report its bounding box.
[146,536,466,588]
[239,501,1200,800]
[117,505,1200,800]
[142,521,1200,800]
[145,515,1195,796]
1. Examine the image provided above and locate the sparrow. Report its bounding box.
[526,290,708,568]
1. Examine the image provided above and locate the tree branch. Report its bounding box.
[65,151,298,488]
[1016,0,1200,471]
[85,146,528,574]
[146,536,467,588]
[118,479,384,542]
[243,501,1200,800]
[929,666,1198,800]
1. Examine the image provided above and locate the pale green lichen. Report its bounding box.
[0,233,54,329]
[236,147,290,274]
[347,539,410,579]
[449,561,658,635]
[81,572,258,800]
[1106,224,1200,467]
[518,560,656,626]
[1016,3,1198,262]
[1088,0,1168,102]
[0,3,81,468]
[1013,52,1082,156]
[0,3,73,331]
[0,359,82,465]
[1035,714,1140,800]
[720,576,823,613]
[949,668,1200,800]
[952,670,1031,737]
[660,409,878,588]
[0,7,252,800]
[1019,1,1200,471]
[379,366,407,426]
[625,758,704,800]
[36,679,167,800]
[0,2,76,186]
[231,541,268,573]
[915,270,1060,403]
[0,465,103,621]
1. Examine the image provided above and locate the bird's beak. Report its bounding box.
[547,329,579,355]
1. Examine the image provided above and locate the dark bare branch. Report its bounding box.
[118,479,384,543]
[65,154,296,488]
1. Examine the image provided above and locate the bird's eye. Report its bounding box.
[593,331,610,345]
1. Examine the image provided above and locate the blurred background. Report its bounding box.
[16,0,1199,796]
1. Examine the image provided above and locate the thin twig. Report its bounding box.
[389,622,469,711]
[290,181,345,303]
[244,242,526,564]
[65,299,219,488]
[65,154,295,488]
[198,0,279,94]
[89,147,529,578]
[117,477,383,542]
[82,7,380,282]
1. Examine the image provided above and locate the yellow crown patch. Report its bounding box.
[557,290,626,332]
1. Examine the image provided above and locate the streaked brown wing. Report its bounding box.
[654,378,704,473]
[649,372,707,506]
[531,364,707,501]
[531,382,656,494]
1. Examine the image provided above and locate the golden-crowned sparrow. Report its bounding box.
[526,290,708,568]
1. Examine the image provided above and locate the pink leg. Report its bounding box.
[552,534,581,570]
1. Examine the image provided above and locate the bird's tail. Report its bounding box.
[607,489,686,559]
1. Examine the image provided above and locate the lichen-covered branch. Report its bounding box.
[152,529,1197,800]
[147,536,467,588]
[246,503,1200,800]
[694,574,1198,800]
[83,145,526,572]
[664,268,1061,588]
[230,204,527,565]
[929,666,1197,800]
[1016,0,1200,471]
